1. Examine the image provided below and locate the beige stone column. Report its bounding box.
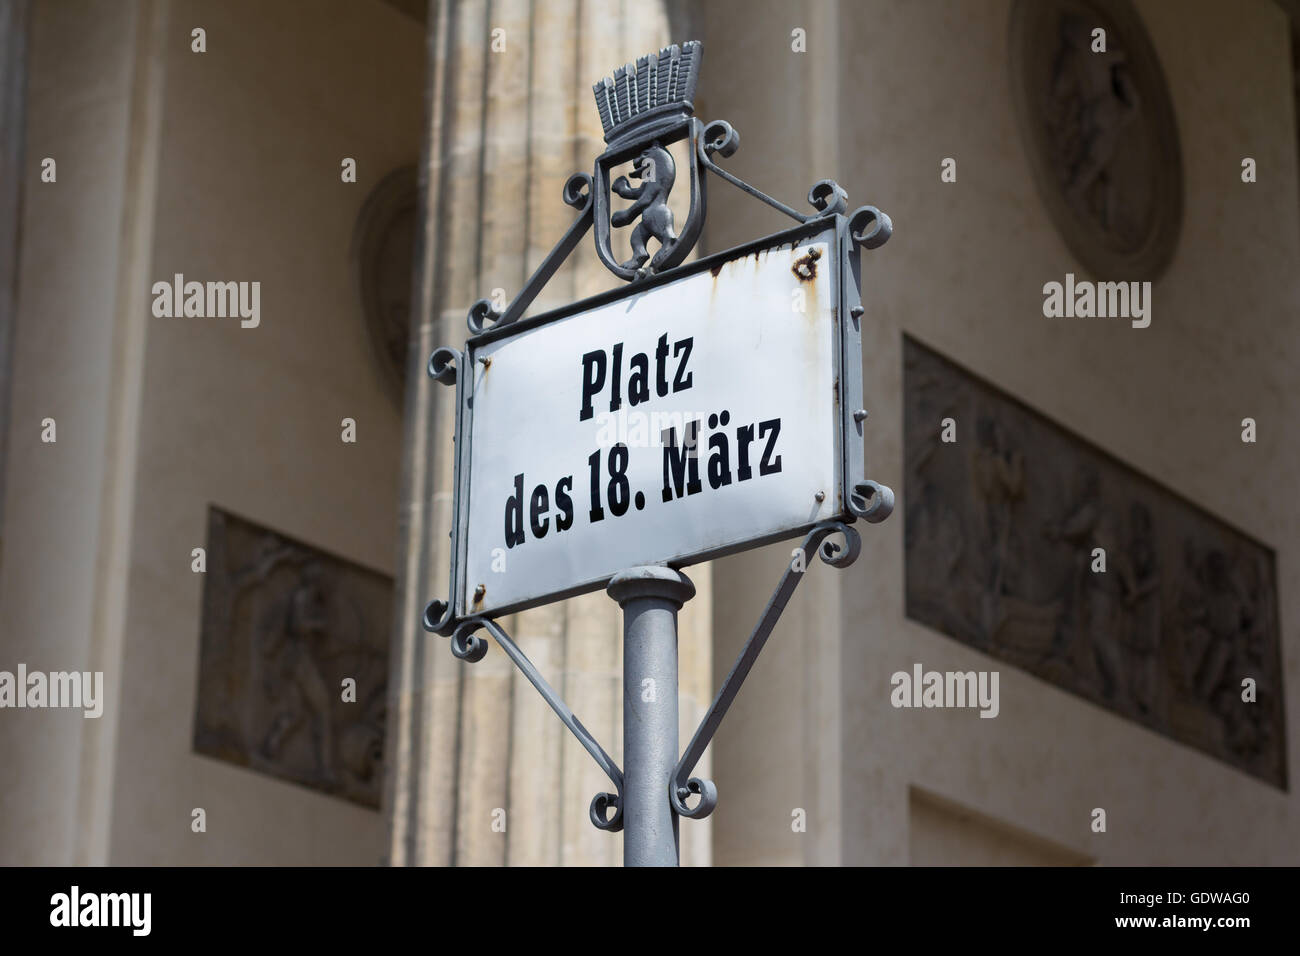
[0,0,168,865]
[387,0,712,866]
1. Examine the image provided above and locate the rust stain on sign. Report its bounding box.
[791,246,822,281]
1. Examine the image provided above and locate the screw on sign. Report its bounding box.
[422,40,893,866]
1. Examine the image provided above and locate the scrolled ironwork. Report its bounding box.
[589,791,624,832]
[426,346,460,386]
[817,519,862,567]
[450,619,490,662]
[467,297,504,336]
[563,171,593,209]
[701,119,739,158]
[669,776,718,819]
[849,203,893,249]
[422,598,456,637]
[849,478,895,524]
[695,119,807,225]
[808,179,848,217]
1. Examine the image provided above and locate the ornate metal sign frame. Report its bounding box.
[435,215,885,621]
[421,41,894,863]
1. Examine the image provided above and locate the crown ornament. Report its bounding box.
[592,41,701,147]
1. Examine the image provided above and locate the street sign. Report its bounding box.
[422,39,894,864]
[449,220,862,618]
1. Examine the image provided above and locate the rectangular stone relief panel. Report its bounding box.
[903,337,1286,788]
[193,507,391,808]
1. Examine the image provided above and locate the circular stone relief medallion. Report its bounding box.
[353,166,418,404]
[1010,0,1182,278]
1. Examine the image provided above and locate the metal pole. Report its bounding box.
[607,566,695,867]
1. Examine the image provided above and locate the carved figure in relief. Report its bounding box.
[1049,15,1142,232]
[260,562,337,783]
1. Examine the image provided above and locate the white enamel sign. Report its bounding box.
[456,226,850,617]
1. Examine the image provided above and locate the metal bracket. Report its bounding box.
[439,615,628,832]
[697,118,849,226]
[669,520,862,819]
[466,173,595,336]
